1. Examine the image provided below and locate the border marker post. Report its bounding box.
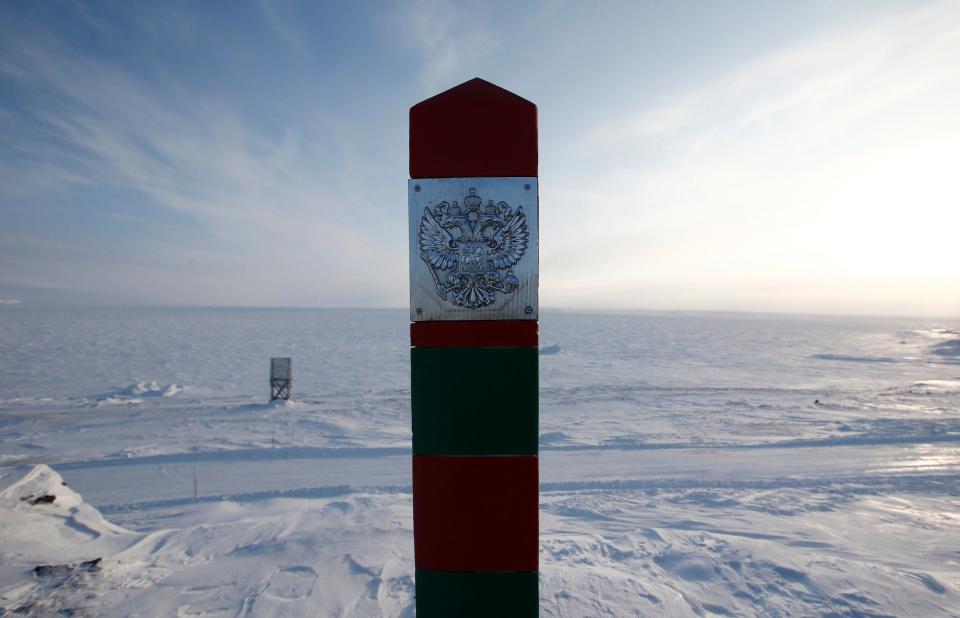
[409,77,539,616]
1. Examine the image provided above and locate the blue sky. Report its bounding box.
[1,0,958,315]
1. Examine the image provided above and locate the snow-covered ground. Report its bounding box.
[1,307,959,616]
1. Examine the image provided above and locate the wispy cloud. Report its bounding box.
[257,0,310,53]
[0,13,402,306]
[392,0,497,93]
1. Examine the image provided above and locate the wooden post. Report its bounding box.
[409,77,539,616]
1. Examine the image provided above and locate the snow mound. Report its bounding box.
[0,465,140,614]
[95,382,182,405]
[539,431,572,445]
[931,338,960,359]
[0,465,415,616]
[912,328,960,339]
[812,353,898,363]
[0,465,133,549]
[908,379,960,394]
[540,343,562,355]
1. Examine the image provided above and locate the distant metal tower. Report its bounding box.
[270,357,292,401]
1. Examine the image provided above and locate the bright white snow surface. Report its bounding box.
[1,307,959,616]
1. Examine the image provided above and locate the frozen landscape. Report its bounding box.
[1,307,959,616]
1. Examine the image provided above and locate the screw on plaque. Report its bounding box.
[414,185,421,192]
[524,184,531,190]
[524,306,533,314]
[416,307,423,315]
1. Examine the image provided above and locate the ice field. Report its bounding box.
[1,307,959,616]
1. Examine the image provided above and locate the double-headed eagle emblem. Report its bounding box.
[418,188,529,309]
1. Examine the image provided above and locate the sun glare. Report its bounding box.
[819,141,960,279]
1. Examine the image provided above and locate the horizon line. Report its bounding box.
[3,303,958,322]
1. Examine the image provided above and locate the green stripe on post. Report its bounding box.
[411,347,538,456]
[415,570,539,618]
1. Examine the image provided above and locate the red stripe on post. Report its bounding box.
[410,78,538,179]
[413,455,539,572]
[411,320,538,348]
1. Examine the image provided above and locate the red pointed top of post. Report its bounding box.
[410,77,538,179]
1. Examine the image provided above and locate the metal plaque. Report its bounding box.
[409,177,538,321]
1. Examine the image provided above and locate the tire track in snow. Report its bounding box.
[56,446,410,470]
[55,432,960,470]
[94,473,960,516]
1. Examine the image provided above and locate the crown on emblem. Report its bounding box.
[463,188,482,210]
